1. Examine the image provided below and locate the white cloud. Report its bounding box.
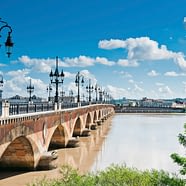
[6,69,30,77]
[99,37,186,70]
[147,70,160,77]
[158,86,173,95]
[134,84,144,92]
[156,82,164,86]
[3,69,47,98]
[63,55,95,67]
[18,55,115,72]
[98,39,126,49]
[106,85,128,98]
[128,79,134,84]
[114,71,132,78]
[154,83,174,97]
[64,56,115,67]
[95,57,115,66]
[164,71,186,77]
[117,59,138,67]
[18,56,57,73]
[164,71,179,77]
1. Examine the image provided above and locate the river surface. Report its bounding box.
[91,114,185,174]
[0,113,185,185]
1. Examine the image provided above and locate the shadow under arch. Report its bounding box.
[0,136,35,170]
[49,124,68,149]
[98,110,101,120]
[73,117,82,137]
[93,111,97,123]
[85,112,92,129]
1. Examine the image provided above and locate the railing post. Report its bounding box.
[54,103,58,110]
[1,100,10,118]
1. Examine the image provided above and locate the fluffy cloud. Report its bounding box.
[18,56,58,73]
[155,83,174,97]
[4,69,47,98]
[99,37,186,70]
[95,57,115,66]
[114,71,132,78]
[106,85,129,98]
[147,70,160,77]
[98,39,126,49]
[18,55,115,72]
[63,55,95,67]
[164,71,186,77]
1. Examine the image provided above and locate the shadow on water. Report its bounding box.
[0,117,113,184]
[0,170,27,180]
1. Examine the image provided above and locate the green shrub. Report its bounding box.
[28,164,185,186]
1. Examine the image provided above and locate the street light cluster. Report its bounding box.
[47,59,113,107]
[0,18,112,106]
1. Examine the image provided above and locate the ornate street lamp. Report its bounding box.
[46,84,52,102]
[27,79,34,102]
[75,71,84,105]
[86,79,94,103]
[69,90,73,103]
[95,84,100,103]
[99,87,105,103]
[0,18,13,57]
[49,56,65,105]
[0,74,3,100]
[60,87,65,103]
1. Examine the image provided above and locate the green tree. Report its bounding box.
[171,123,186,175]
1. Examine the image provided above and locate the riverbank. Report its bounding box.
[0,117,112,186]
[115,106,185,113]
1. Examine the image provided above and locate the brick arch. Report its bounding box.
[72,117,83,137]
[85,112,92,128]
[98,110,101,120]
[93,111,98,123]
[49,124,68,149]
[0,124,36,157]
[0,136,35,170]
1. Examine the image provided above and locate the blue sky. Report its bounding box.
[1,0,186,99]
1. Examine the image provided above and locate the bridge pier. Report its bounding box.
[0,104,115,170]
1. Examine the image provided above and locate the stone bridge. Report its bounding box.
[0,104,114,170]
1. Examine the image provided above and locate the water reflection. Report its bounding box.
[0,118,112,186]
[91,114,186,174]
[57,117,112,173]
[1,114,185,186]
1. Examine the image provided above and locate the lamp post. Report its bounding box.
[86,79,94,103]
[49,56,65,106]
[60,88,65,103]
[27,79,34,102]
[0,74,3,100]
[95,84,100,103]
[99,87,105,103]
[75,71,84,105]
[0,18,13,57]
[69,90,73,103]
[46,84,52,102]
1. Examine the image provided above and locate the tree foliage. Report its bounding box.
[171,123,186,175]
[28,164,185,186]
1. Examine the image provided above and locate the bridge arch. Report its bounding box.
[0,136,35,170]
[93,111,97,123]
[98,110,101,120]
[73,117,83,137]
[85,112,92,129]
[49,124,68,149]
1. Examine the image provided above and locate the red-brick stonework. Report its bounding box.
[0,104,114,170]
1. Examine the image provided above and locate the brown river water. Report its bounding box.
[0,113,185,185]
[0,116,112,186]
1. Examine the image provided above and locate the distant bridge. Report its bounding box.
[0,103,114,170]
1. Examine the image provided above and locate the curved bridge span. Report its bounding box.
[0,104,114,170]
